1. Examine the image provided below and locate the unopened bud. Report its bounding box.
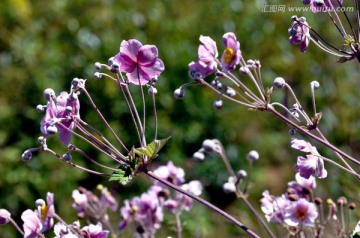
[202,139,218,153]
[0,209,11,225]
[289,129,296,136]
[61,153,72,162]
[273,77,285,89]
[108,57,114,66]
[174,88,185,99]
[288,194,299,201]
[94,72,102,80]
[36,105,45,113]
[223,182,236,193]
[315,197,322,205]
[47,125,58,134]
[22,150,32,161]
[148,87,158,96]
[349,202,356,210]
[302,0,311,4]
[237,170,247,179]
[239,66,249,75]
[192,151,205,162]
[247,150,259,161]
[35,199,45,208]
[337,196,348,206]
[65,106,72,112]
[226,88,236,97]
[94,62,102,70]
[43,88,55,101]
[310,81,320,90]
[213,100,223,109]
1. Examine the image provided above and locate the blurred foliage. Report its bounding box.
[1,0,360,237]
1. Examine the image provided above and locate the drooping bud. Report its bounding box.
[239,66,249,75]
[310,81,320,90]
[337,196,348,206]
[148,87,158,96]
[223,182,236,193]
[22,150,33,161]
[349,203,356,210]
[202,139,218,153]
[247,150,259,161]
[237,170,247,179]
[43,88,56,101]
[192,151,205,162]
[94,62,102,70]
[46,125,58,134]
[288,129,296,136]
[226,88,236,97]
[94,72,102,80]
[213,99,223,109]
[174,88,185,99]
[108,57,114,66]
[315,197,322,205]
[36,105,46,113]
[273,77,285,89]
[0,209,11,225]
[111,62,120,72]
[61,152,72,162]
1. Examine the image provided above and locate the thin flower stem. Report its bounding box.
[175,212,182,238]
[242,160,252,195]
[327,4,347,38]
[284,83,312,124]
[74,148,118,171]
[270,102,302,123]
[315,128,360,179]
[267,105,360,171]
[339,0,358,42]
[199,79,258,108]
[115,76,143,146]
[53,212,84,238]
[355,0,360,40]
[239,57,266,101]
[214,139,236,178]
[44,148,111,177]
[9,217,24,236]
[76,118,126,160]
[81,88,129,153]
[144,169,261,238]
[150,86,158,140]
[240,195,276,238]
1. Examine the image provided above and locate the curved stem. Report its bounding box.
[144,169,261,238]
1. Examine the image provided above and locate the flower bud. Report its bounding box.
[108,57,114,66]
[239,66,249,75]
[310,81,320,90]
[111,62,120,72]
[349,202,356,210]
[47,125,58,134]
[0,209,11,225]
[302,0,311,4]
[337,196,348,206]
[35,199,45,208]
[43,88,55,101]
[38,136,46,144]
[237,170,247,179]
[247,150,259,161]
[68,144,76,151]
[226,88,236,97]
[288,129,296,136]
[174,88,185,99]
[65,106,73,112]
[273,77,285,89]
[22,150,33,161]
[223,182,236,193]
[202,139,217,153]
[216,82,223,90]
[313,0,324,7]
[315,197,322,205]
[148,87,158,96]
[61,152,72,162]
[291,15,298,21]
[288,194,299,201]
[36,104,45,113]
[213,100,223,109]
[94,72,102,80]
[192,151,205,162]
[288,28,297,36]
[94,62,102,70]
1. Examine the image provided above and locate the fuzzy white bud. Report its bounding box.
[274,77,285,89]
[247,150,259,161]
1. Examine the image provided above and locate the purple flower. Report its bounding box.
[82,223,109,238]
[189,35,218,79]
[21,210,41,238]
[100,187,118,212]
[0,209,11,225]
[153,161,185,187]
[54,222,78,238]
[288,173,316,197]
[291,139,327,179]
[309,0,343,13]
[260,191,290,223]
[284,198,318,227]
[38,192,55,232]
[221,32,241,71]
[288,17,310,53]
[72,189,88,217]
[114,39,165,85]
[40,91,80,145]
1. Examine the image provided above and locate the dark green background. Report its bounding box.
[1,0,360,237]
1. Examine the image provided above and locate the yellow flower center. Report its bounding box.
[223,47,235,64]
[295,208,306,221]
[41,204,49,221]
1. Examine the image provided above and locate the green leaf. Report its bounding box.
[134,136,171,160]
[109,164,133,185]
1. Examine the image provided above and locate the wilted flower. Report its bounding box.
[221,32,241,71]
[40,91,80,145]
[291,139,327,179]
[284,198,318,227]
[189,35,218,79]
[288,17,310,53]
[114,39,165,85]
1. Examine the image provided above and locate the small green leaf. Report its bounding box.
[134,136,171,160]
[109,164,133,185]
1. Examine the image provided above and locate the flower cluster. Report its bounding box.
[118,162,202,237]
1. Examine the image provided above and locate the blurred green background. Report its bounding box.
[1,0,360,237]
